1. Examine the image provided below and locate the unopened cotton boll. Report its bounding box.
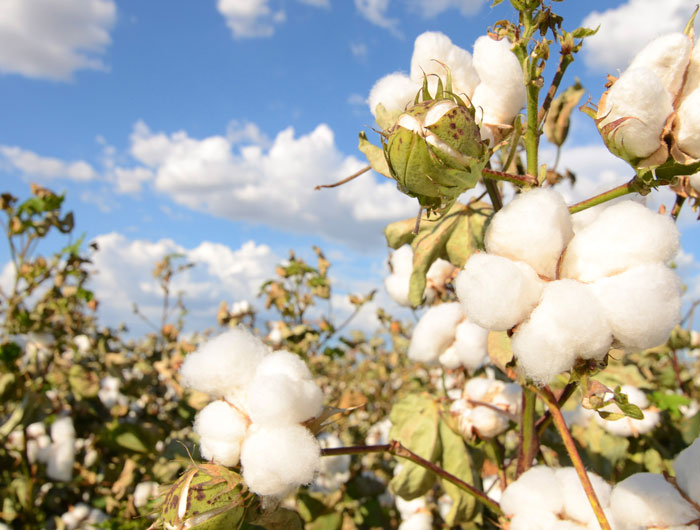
[453,319,489,371]
[598,67,673,160]
[500,465,564,517]
[673,437,700,504]
[610,472,698,529]
[240,424,321,497]
[456,253,543,331]
[180,326,269,398]
[512,280,612,385]
[592,263,681,351]
[561,201,680,282]
[194,400,248,466]
[408,302,464,363]
[485,188,573,278]
[368,73,418,118]
[555,467,612,525]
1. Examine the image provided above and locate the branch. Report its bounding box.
[517,388,538,476]
[482,168,537,187]
[315,165,371,190]
[568,177,645,214]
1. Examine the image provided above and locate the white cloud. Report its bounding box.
[350,42,369,59]
[0,146,97,181]
[407,0,485,18]
[0,0,115,81]
[112,167,153,194]
[298,0,330,7]
[217,0,286,38]
[88,233,278,334]
[582,0,697,72]
[128,120,415,246]
[354,0,401,37]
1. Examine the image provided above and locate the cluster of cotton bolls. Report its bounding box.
[597,29,700,165]
[407,301,490,372]
[456,188,682,385]
[385,245,456,307]
[368,31,525,143]
[449,376,521,439]
[179,326,325,498]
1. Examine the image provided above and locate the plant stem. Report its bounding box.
[517,388,538,476]
[538,54,574,125]
[536,386,612,530]
[535,381,578,438]
[484,178,503,212]
[671,194,686,221]
[568,177,645,214]
[315,165,371,190]
[321,441,503,516]
[482,167,537,187]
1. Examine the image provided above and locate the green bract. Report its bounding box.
[158,463,255,530]
[384,99,487,215]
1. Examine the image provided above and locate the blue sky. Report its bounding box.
[2,0,700,335]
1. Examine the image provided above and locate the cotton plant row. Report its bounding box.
[179,325,326,498]
[501,435,700,529]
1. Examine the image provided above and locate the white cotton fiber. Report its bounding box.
[368,73,418,118]
[398,512,433,530]
[240,424,321,497]
[456,253,543,331]
[592,263,681,350]
[485,188,574,278]
[50,416,75,444]
[47,417,76,482]
[438,344,462,369]
[395,495,427,519]
[509,509,559,530]
[194,400,248,466]
[408,302,464,363]
[410,32,480,100]
[609,472,698,529]
[180,326,269,398]
[512,280,612,385]
[673,437,700,504]
[560,200,680,282]
[453,319,489,371]
[247,372,324,425]
[500,465,564,516]
[598,67,673,160]
[425,258,456,303]
[675,88,700,159]
[627,33,691,99]
[385,246,413,306]
[555,467,612,525]
[253,350,313,382]
[471,36,526,127]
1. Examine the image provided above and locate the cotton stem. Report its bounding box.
[517,388,538,476]
[568,177,645,214]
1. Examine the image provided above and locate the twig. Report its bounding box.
[482,167,537,187]
[568,177,645,214]
[535,381,578,438]
[315,166,371,190]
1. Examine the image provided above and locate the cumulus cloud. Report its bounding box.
[408,0,485,18]
[88,233,278,334]
[354,0,401,37]
[0,0,115,81]
[216,0,286,38]
[128,120,415,246]
[582,0,698,72]
[0,146,97,181]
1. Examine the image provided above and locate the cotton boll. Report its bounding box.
[241,424,321,497]
[501,465,564,517]
[509,509,559,530]
[368,73,418,117]
[512,280,612,385]
[410,32,480,99]
[456,253,543,331]
[395,495,427,519]
[592,263,681,350]
[627,33,691,99]
[561,201,680,282]
[675,88,700,159]
[47,417,76,481]
[610,473,698,529]
[438,344,462,369]
[247,372,323,425]
[133,481,159,509]
[555,467,612,525]
[180,327,269,398]
[485,188,574,278]
[453,319,489,371]
[51,416,75,444]
[408,302,464,363]
[598,67,673,160]
[398,512,433,530]
[674,437,700,504]
[194,400,248,466]
[385,245,414,306]
[253,350,313,383]
[425,258,456,303]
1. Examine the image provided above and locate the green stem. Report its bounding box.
[321,441,503,516]
[568,177,645,214]
[536,386,612,530]
[484,178,503,211]
[517,388,538,476]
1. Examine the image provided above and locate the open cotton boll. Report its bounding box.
[561,201,680,282]
[453,319,489,371]
[610,472,698,529]
[456,253,543,331]
[194,400,248,466]
[512,280,613,385]
[425,258,456,303]
[368,73,418,118]
[555,467,611,525]
[408,302,464,363]
[180,326,269,398]
[509,509,559,530]
[675,88,700,159]
[395,495,427,519]
[398,512,433,530]
[598,67,673,160]
[50,416,75,444]
[438,344,462,369]
[485,188,573,279]
[673,437,700,504]
[241,424,321,497]
[409,31,480,99]
[247,372,323,425]
[627,33,691,99]
[253,350,314,382]
[592,263,681,351]
[501,465,564,517]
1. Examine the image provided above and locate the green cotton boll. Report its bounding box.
[159,463,256,530]
[384,99,487,215]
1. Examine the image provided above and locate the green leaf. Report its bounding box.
[613,388,644,420]
[651,391,691,418]
[389,393,441,499]
[296,492,328,523]
[570,26,599,39]
[109,424,152,453]
[438,420,477,525]
[358,132,392,178]
[68,364,99,399]
[305,512,343,530]
[0,342,21,366]
[681,409,700,445]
